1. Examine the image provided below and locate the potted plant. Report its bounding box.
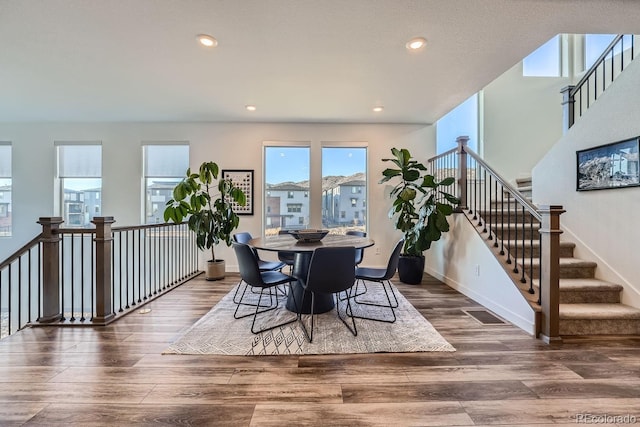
[380,148,460,284]
[164,161,246,280]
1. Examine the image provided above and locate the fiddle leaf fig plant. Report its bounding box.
[381,147,460,256]
[164,161,246,262]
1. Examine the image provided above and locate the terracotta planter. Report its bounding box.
[398,255,425,285]
[206,259,226,281]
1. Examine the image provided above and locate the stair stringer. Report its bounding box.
[424,213,538,335]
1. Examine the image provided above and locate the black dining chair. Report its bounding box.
[345,230,367,266]
[350,239,404,324]
[295,246,357,343]
[277,229,296,272]
[232,232,288,303]
[233,232,286,272]
[232,242,299,334]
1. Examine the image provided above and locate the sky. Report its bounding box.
[264,146,366,184]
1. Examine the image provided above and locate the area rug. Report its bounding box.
[164,281,455,355]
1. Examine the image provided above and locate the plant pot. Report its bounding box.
[398,255,425,285]
[206,259,225,281]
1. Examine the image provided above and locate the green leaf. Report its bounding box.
[436,202,454,216]
[439,176,455,186]
[399,187,416,202]
[422,175,437,188]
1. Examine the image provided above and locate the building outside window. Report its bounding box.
[264,145,310,233]
[56,143,102,227]
[0,142,11,236]
[322,146,367,233]
[143,143,189,224]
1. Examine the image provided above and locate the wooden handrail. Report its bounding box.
[0,234,42,270]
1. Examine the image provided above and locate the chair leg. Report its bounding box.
[296,291,314,343]
[249,285,298,334]
[335,291,358,337]
[350,280,396,324]
[234,285,279,320]
[338,279,367,301]
[354,279,398,308]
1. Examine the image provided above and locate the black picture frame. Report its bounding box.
[222,169,254,215]
[576,136,640,191]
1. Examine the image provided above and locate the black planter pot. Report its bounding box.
[398,255,425,285]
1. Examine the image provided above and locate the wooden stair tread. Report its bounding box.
[560,303,640,320]
[528,257,597,268]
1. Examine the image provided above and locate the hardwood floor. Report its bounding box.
[1,273,640,426]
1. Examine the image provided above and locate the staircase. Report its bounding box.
[509,177,640,336]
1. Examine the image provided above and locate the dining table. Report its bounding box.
[248,233,375,314]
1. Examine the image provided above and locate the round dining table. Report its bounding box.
[248,233,375,314]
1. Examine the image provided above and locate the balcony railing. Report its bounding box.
[0,217,200,339]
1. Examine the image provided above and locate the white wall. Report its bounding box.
[0,122,435,270]
[482,62,569,183]
[533,59,640,307]
[425,214,536,335]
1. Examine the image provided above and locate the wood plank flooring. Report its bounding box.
[1,273,640,426]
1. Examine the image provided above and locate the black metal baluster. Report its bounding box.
[8,264,12,334]
[137,229,142,303]
[80,233,85,321]
[91,232,95,321]
[537,232,542,305]
[481,169,487,232]
[60,235,65,321]
[38,242,42,321]
[493,179,499,247]
[506,193,512,264]
[513,206,519,274]
[18,258,22,329]
[69,235,76,321]
[126,230,131,308]
[27,249,32,324]
[499,184,505,255]
[520,206,527,284]
[528,214,535,293]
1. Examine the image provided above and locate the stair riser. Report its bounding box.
[484,225,540,241]
[475,211,540,225]
[560,291,621,304]
[521,264,596,279]
[504,243,574,259]
[560,319,640,335]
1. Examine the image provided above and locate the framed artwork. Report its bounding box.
[576,136,640,191]
[222,169,254,215]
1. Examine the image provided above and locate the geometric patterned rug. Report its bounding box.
[164,281,455,355]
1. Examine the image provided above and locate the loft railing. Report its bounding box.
[0,217,199,339]
[428,136,563,342]
[562,34,637,130]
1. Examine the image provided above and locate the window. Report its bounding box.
[56,143,102,228]
[264,143,367,235]
[436,93,479,154]
[287,203,302,213]
[143,143,189,224]
[322,146,367,232]
[264,146,310,234]
[0,143,11,236]
[523,35,561,77]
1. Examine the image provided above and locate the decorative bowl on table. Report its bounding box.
[289,229,329,243]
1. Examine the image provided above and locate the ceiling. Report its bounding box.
[1,0,639,124]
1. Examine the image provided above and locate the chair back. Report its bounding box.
[233,232,253,245]
[232,242,264,287]
[346,230,366,265]
[382,239,405,280]
[305,247,356,294]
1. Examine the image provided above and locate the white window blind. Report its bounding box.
[0,143,11,178]
[57,144,102,178]
[143,144,189,177]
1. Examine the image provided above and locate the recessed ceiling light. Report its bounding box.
[373,106,384,112]
[197,34,218,48]
[406,37,427,51]
[245,105,257,111]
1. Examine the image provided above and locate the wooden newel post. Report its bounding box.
[537,205,564,343]
[92,216,116,325]
[38,217,64,323]
[560,85,575,133]
[456,135,469,212]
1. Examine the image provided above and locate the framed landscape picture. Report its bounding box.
[222,169,254,215]
[576,136,640,191]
